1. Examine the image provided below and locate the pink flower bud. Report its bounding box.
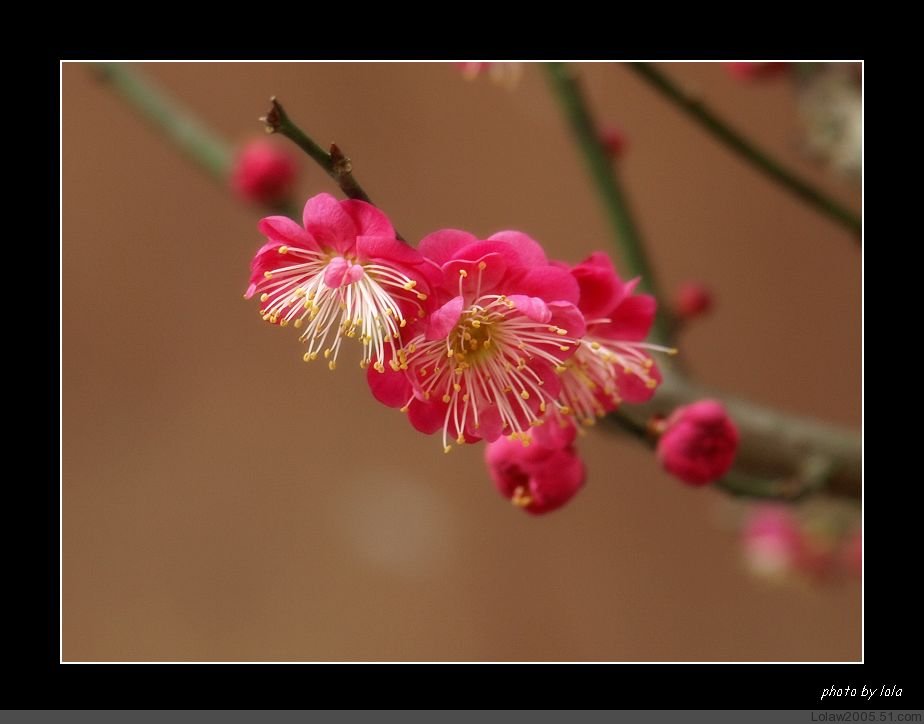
[484,422,585,515]
[231,138,298,205]
[599,125,628,160]
[741,505,804,577]
[656,400,739,485]
[674,281,713,320]
[725,62,790,81]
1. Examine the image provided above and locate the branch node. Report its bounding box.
[329,143,353,177]
[261,96,283,134]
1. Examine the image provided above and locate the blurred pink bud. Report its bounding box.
[742,505,804,577]
[231,138,298,205]
[674,281,713,320]
[599,125,628,159]
[725,62,790,81]
[656,400,739,485]
[485,422,585,515]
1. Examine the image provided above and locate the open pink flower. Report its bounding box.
[555,252,667,424]
[245,193,431,371]
[657,399,739,485]
[368,229,585,451]
[485,418,585,515]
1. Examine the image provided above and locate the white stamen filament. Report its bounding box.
[256,246,424,369]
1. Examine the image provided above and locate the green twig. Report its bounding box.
[543,62,674,344]
[627,62,862,239]
[92,62,233,182]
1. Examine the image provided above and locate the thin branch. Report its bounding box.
[543,62,674,344]
[91,62,233,182]
[261,97,405,241]
[261,98,373,205]
[607,372,860,502]
[627,62,862,240]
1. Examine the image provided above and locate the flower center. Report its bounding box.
[255,245,426,370]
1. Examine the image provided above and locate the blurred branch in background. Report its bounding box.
[543,62,860,503]
[626,62,862,240]
[91,62,861,504]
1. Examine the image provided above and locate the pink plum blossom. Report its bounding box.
[367,229,585,452]
[245,193,431,371]
[485,418,585,515]
[555,252,667,425]
[657,399,739,485]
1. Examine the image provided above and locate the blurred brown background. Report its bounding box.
[62,62,861,661]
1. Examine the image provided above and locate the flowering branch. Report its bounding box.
[543,62,674,345]
[545,62,860,503]
[607,372,860,502]
[627,62,862,240]
[93,62,861,504]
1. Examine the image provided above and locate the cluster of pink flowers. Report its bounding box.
[245,193,738,514]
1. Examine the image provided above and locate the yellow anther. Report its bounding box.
[645,378,658,389]
[400,405,409,413]
[458,269,468,278]
[303,353,312,362]
[263,271,273,279]
[453,383,461,392]
[404,280,417,289]
[520,390,530,400]
[293,319,302,329]
[443,445,452,454]
[324,349,332,359]
[456,434,465,444]
[278,246,288,254]
[373,361,385,373]
[279,319,289,327]
[260,293,269,302]
[328,360,337,370]
[400,319,407,328]
[478,261,487,270]
[417,293,428,301]
[559,345,570,352]
[556,329,568,336]
[511,486,532,507]
[441,394,452,403]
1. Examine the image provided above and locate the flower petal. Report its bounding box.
[508,295,552,323]
[407,398,446,435]
[366,364,412,408]
[418,229,479,265]
[340,199,394,237]
[258,216,319,251]
[426,296,464,341]
[302,193,357,253]
[509,266,580,305]
[356,235,424,267]
[597,294,656,342]
[488,230,549,266]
